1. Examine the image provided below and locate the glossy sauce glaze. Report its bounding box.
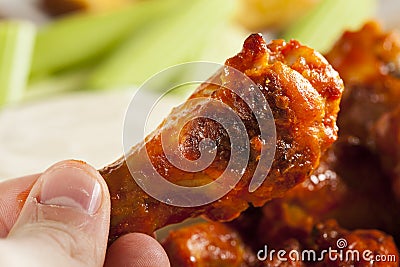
[100,34,343,243]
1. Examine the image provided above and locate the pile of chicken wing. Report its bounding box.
[158,22,400,266]
[101,21,399,266]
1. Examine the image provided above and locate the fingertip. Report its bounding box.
[105,233,170,267]
[39,160,110,215]
[48,160,110,202]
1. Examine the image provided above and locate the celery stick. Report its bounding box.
[86,0,232,89]
[283,0,376,53]
[0,21,36,107]
[31,0,180,78]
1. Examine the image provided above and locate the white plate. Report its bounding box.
[0,89,181,180]
[0,88,184,179]
[0,89,129,178]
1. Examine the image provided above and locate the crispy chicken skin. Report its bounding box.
[100,34,344,243]
[162,220,398,267]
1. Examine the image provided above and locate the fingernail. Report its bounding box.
[39,161,102,215]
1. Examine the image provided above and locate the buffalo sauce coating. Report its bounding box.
[325,20,400,212]
[100,34,343,243]
[325,21,400,144]
[312,220,399,267]
[162,219,399,267]
[162,222,257,267]
[233,140,400,250]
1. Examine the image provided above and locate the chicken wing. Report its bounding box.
[159,24,400,266]
[100,33,344,243]
[311,220,399,267]
[325,21,400,144]
[162,221,258,267]
[325,20,400,200]
[162,220,399,267]
[255,140,400,247]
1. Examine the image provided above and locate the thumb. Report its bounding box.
[2,160,110,267]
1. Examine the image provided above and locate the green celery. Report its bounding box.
[31,0,180,79]
[283,0,376,53]
[85,0,233,89]
[0,21,36,107]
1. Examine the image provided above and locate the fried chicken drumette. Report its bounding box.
[100,34,344,242]
[159,22,400,267]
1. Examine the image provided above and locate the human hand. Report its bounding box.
[0,160,170,267]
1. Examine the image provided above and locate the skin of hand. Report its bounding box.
[0,160,170,267]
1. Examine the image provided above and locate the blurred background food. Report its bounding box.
[41,0,135,16]
[0,0,398,178]
[236,0,323,31]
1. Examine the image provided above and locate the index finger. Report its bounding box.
[0,174,39,237]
